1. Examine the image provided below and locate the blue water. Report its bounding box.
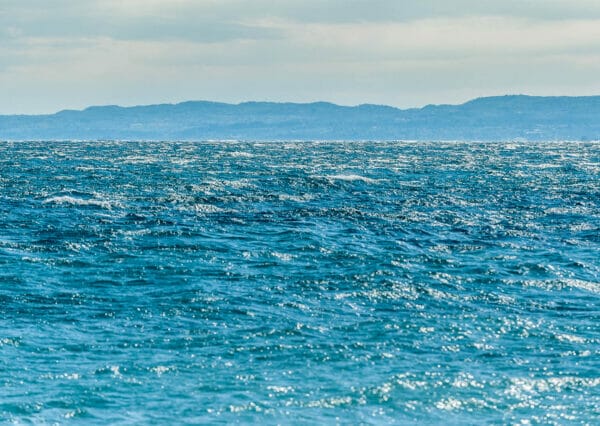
[1,141,599,424]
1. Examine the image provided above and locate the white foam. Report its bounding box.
[150,366,173,376]
[43,196,117,209]
[272,252,293,261]
[226,179,255,189]
[109,365,122,377]
[562,279,600,294]
[327,174,379,184]
[120,155,160,164]
[189,203,224,214]
[278,193,314,202]
[229,151,254,158]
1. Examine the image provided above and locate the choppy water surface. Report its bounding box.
[1,141,599,424]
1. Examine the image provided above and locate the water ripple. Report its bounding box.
[0,141,599,424]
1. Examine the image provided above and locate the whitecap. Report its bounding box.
[226,179,255,189]
[278,193,314,202]
[271,252,293,261]
[43,195,117,209]
[120,155,160,164]
[150,366,173,376]
[228,151,254,158]
[327,174,379,184]
[560,279,600,294]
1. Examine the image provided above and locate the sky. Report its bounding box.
[1,0,600,114]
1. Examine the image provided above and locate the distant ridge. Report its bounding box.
[1,95,599,141]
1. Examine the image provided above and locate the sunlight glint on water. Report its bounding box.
[0,141,599,424]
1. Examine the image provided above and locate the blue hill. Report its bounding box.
[1,95,599,140]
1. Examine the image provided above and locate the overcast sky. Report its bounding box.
[2,0,600,114]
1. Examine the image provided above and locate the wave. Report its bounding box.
[42,195,117,209]
[326,174,379,183]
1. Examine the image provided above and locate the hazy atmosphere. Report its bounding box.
[2,0,600,114]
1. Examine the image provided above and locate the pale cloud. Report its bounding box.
[1,0,600,113]
[283,17,600,60]
[0,0,281,42]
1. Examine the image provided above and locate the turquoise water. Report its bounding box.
[1,141,599,424]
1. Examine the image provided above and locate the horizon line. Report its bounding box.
[3,93,600,117]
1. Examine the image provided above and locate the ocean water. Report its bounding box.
[1,140,599,424]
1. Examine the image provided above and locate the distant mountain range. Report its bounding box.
[1,95,599,141]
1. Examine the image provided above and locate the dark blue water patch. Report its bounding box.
[0,140,599,424]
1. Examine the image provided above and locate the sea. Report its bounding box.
[1,140,599,424]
